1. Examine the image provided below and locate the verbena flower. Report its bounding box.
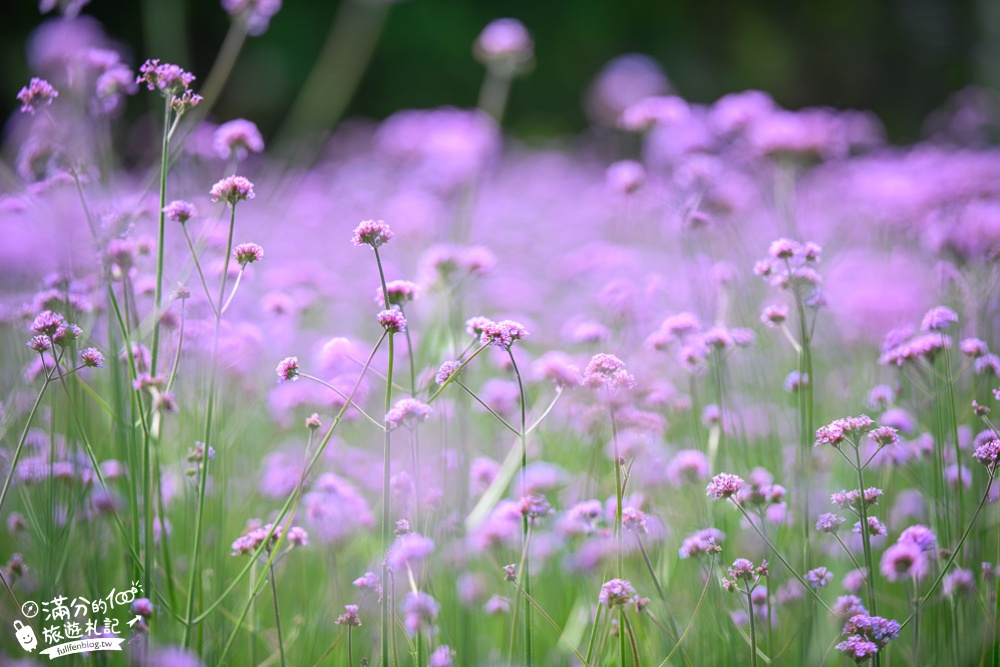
[336,604,361,627]
[385,398,432,430]
[137,59,195,95]
[275,356,299,383]
[428,645,455,667]
[973,439,1000,469]
[17,78,58,114]
[214,118,264,160]
[942,568,974,597]
[920,305,958,332]
[401,591,439,636]
[435,360,461,385]
[806,566,833,588]
[816,513,845,534]
[815,415,875,447]
[480,319,528,350]
[832,595,867,619]
[474,17,533,72]
[599,578,636,608]
[387,532,435,570]
[80,347,105,368]
[210,175,255,205]
[706,473,743,500]
[377,279,419,307]
[352,219,394,248]
[163,200,196,223]
[678,528,724,558]
[233,242,264,266]
[581,353,636,390]
[377,308,407,333]
[222,0,283,36]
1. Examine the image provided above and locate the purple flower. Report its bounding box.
[435,360,461,385]
[385,398,432,430]
[474,18,533,69]
[666,449,709,485]
[387,532,435,570]
[866,384,895,411]
[728,558,756,580]
[17,77,58,114]
[428,646,455,667]
[622,507,648,534]
[599,578,637,607]
[377,308,407,333]
[222,0,283,36]
[975,354,1000,376]
[401,591,439,636]
[163,200,196,223]
[619,95,690,132]
[352,219,394,248]
[836,635,879,663]
[816,513,845,534]
[760,304,788,328]
[31,310,65,336]
[479,319,529,350]
[80,347,105,368]
[920,305,958,332]
[336,605,361,627]
[137,59,195,94]
[210,175,255,205]
[853,516,887,537]
[706,472,743,500]
[880,541,928,581]
[27,335,51,353]
[842,614,900,649]
[832,595,868,619]
[581,353,636,390]
[275,356,299,383]
[377,280,419,307]
[974,439,1000,468]
[942,568,974,597]
[815,415,875,447]
[677,528,726,558]
[606,160,646,195]
[213,119,264,160]
[233,242,264,266]
[898,524,936,552]
[132,598,154,617]
[806,566,833,588]
[960,337,989,358]
[868,426,899,447]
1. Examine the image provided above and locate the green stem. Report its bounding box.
[611,408,624,578]
[508,349,532,667]
[0,378,49,514]
[747,588,759,667]
[150,96,172,377]
[269,560,287,667]
[852,445,879,622]
[181,225,219,317]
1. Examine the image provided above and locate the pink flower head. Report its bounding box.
[275,356,299,383]
[868,426,899,447]
[815,415,875,448]
[385,398,432,430]
[606,160,646,195]
[335,604,361,627]
[599,578,637,607]
[17,78,58,114]
[474,18,533,69]
[137,59,195,94]
[401,591,439,636]
[31,310,65,336]
[214,119,264,160]
[465,316,493,337]
[806,566,834,588]
[973,439,1000,469]
[27,335,51,353]
[581,353,636,390]
[898,524,936,552]
[163,200,196,223]
[706,472,744,500]
[760,304,788,328]
[435,360,461,385]
[879,541,928,582]
[816,513,845,534]
[480,319,528,350]
[222,0,283,36]
[678,528,724,558]
[960,337,989,358]
[352,219,394,248]
[619,95,690,132]
[920,305,958,332]
[376,280,419,308]
[80,347,105,368]
[377,308,407,333]
[233,242,264,266]
[210,175,255,205]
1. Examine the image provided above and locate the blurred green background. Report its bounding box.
[2,0,997,143]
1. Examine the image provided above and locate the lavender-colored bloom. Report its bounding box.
[484,595,511,615]
[920,305,958,332]
[960,337,989,358]
[728,558,756,581]
[868,426,899,447]
[435,360,461,385]
[768,237,801,260]
[286,526,309,547]
[853,516,887,537]
[222,0,283,35]
[783,370,808,393]
[760,304,788,328]
[377,279,419,307]
[401,591,439,636]
[833,595,868,619]
[619,95,690,132]
[210,175,255,205]
[170,89,203,113]
[79,347,104,368]
[666,449,709,485]
[17,77,58,114]
[621,507,648,534]
[974,439,1000,468]
[385,398,432,430]
[836,635,880,663]
[975,354,1000,376]
[428,646,455,667]
[599,578,637,607]
[606,160,646,195]
[530,351,581,386]
[233,242,264,266]
[132,598,154,617]
[377,308,407,333]
[706,472,743,500]
[353,572,380,592]
[816,513,845,534]
[336,604,361,627]
[27,335,51,352]
[518,494,553,521]
[479,319,528,350]
[843,614,900,649]
[163,200,196,223]
[387,532,435,570]
[815,415,875,447]
[275,356,299,383]
[880,541,928,581]
[843,568,867,594]
[213,119,264,160]
[581,353,636,390]
[474,18,533,69]
[806,567,833,588]
[137,59,195,94]
[352,219,394,248]
[898,524,936,552]
[942,567,974,596]
[32,310,65,336]
[867,384,895,411]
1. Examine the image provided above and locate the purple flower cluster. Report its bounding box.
[17,77,58,114]
[706,473,743,500]
[479,319,529,350]
[137,59,195,94]
[599,578,637,608]
[815,415,875,447]
[210,175,255,205]
[581,353,636,390]
[351,219,394,249]
[385,398,432,430]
